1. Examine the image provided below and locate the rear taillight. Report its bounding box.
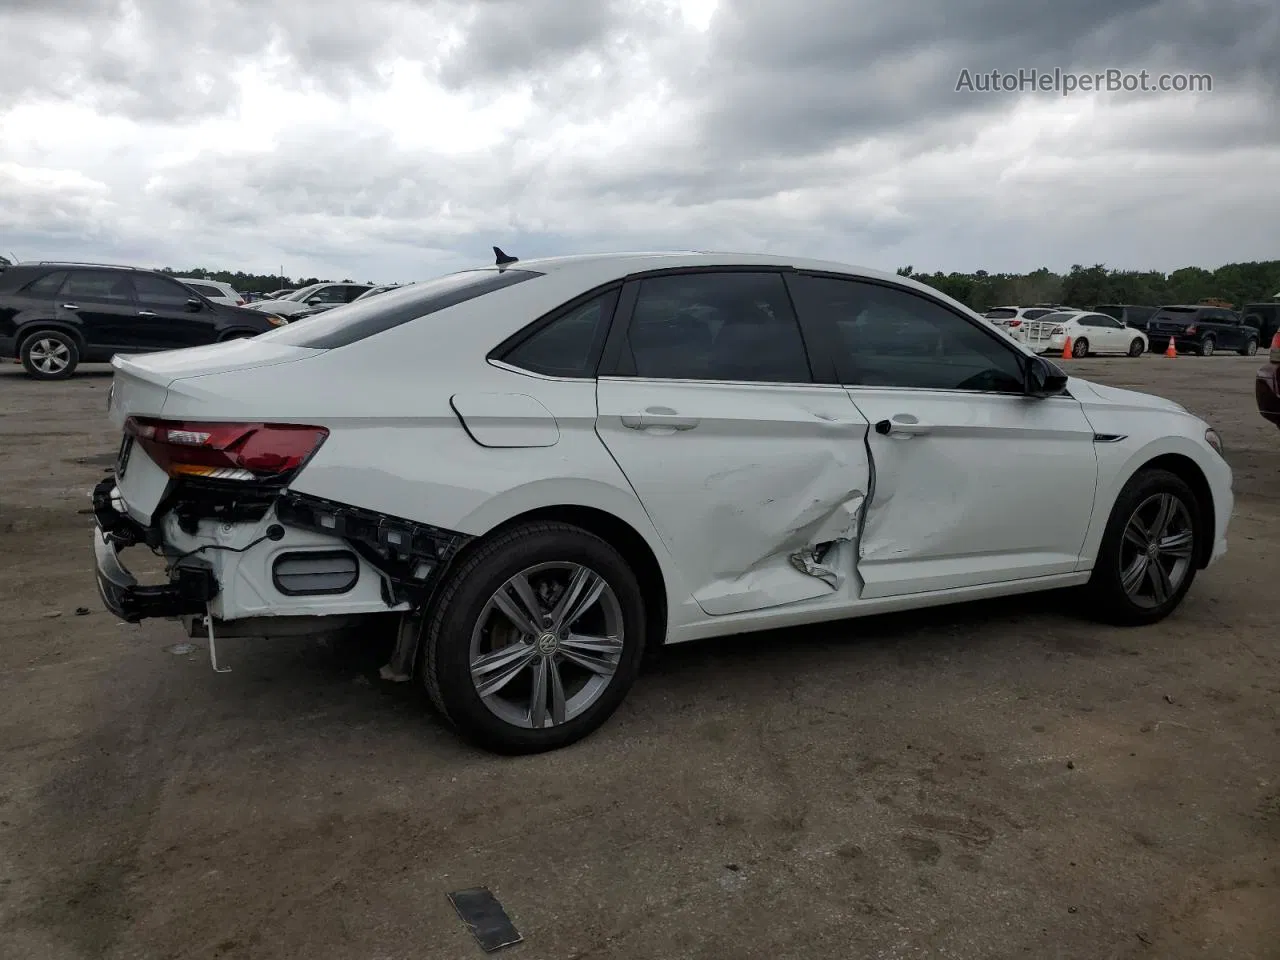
[1271,332,1280,364]
[125,418,328,482]
[1008,319,1022,327]
[236,297,246,305]
[1050,326,1064,335]
[1185,325,1197,334]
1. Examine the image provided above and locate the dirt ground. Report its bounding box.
[1,356,1277,960]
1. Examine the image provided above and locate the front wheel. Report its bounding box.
[420,521,647,754]
[1083,468,1200,626]
[1072,337,1089,358]
[1198,337,1215,357]
[1240,338,1258,357]
[1128,338,1145,357]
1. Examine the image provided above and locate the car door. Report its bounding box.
[1212,310,1243,350]
[1091,314,1129,352]
[300,284,351,313]
[785,272,1100,599]
[129,273,220,349]
[594,269,873,617]
[53,269,141,350]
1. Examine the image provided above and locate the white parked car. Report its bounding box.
[1023,310,1150,358]
[177,277,245,307]
[93,251,1233,754]
[982,305,1062,338]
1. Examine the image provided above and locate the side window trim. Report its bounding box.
[489,282,623,379]
[598,268,817,385]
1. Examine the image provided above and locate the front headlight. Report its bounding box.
[265,314,288,326]
[1204,427,1224,456]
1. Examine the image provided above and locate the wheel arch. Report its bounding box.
[15,321,86,355]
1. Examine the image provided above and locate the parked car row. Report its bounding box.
[984,300,1280,358]
[0,262,401,379]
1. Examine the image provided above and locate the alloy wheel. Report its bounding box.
[468,562,625,729]
[1118,493,1195,609]
[28,337,72,374]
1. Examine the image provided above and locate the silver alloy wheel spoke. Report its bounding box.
[472,643,538,698]
[561,632,623,654]
[548,566,605,633]
[1119,492,1194,608]
[548,658,567,725]
[1158,530,1194,558]
[492,575,542,636]
[1120,556,1149,594]
[1147,559,1173,603]
[559,646,617,677]
[529,657,548,728]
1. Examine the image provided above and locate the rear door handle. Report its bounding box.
[61,303,80,310]
[137,310,156,317]
[875,416,932,437]
[621,407,700,431]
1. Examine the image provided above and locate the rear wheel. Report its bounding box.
[1084,468,1200,626]
[1128,338,1145,357]
[20,330,79,380]
[1240,337,1258,357]
[1198,336,1215,357]
[420,521,647,754]
[1072,337,1089,358]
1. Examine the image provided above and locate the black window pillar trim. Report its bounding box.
[487,281,623,378]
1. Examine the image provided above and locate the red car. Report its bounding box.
[1258,332,1280,430]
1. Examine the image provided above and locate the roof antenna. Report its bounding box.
[493,246,518,267]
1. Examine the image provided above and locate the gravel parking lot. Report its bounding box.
[1,356,1277,960]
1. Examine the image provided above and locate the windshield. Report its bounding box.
[284,284,326,302]
[1040,312,1076,324]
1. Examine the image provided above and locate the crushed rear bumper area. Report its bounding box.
[92,476,218,623]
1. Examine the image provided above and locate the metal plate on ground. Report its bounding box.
[447,887,523,953]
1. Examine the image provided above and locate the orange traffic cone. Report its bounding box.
[1164,336,1177,358]
[1061,336,1073,360]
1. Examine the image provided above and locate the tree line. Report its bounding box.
[895,261,1280,312]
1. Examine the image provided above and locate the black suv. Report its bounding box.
[1093,303,1157,332]
[1240,302,1280,349]
[0,262,284,380]
[1144,304,1259,357]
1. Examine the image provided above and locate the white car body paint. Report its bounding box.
[1023,311,1148,355]
[101,252,1234,649]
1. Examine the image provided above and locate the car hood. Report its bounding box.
[1067,377,1190,415]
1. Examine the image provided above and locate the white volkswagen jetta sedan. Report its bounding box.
[93,251,1233,753]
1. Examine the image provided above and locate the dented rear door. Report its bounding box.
[595,378,871,616]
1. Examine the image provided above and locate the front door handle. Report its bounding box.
[61,303,80,310]
[875,415,932,437]
[137,310,157,317]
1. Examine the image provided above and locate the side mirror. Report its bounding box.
[1024,355,1068,398]
[185,298,202,311]
[306,296,323,305]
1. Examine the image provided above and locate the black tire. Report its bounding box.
[420,521,647,754]
[1072,337,1089,358]
[1128,338,1145,357]
[1240,338,1258,357]
[20,330,80,380]
[1198,336,1215,357]
[1083,468,1201,626]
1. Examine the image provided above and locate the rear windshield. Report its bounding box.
[984,308,1017,319]
[257,268,544,349]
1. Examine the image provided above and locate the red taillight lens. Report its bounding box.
[1185,325,1197,334]
[1270,332,1280,363]
[1008,319,1022,327]
[125,418,328,481]
[236,297,246,305]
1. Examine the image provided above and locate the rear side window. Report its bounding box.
[500,289,618,378]
[22,271,68,297]
[133,274,198,307]
[63,271,133,302]
[984,308,1017,319]
[258,268,544,349]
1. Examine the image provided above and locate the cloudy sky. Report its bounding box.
[1,0,1276,285]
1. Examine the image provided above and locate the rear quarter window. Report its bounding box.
[984,308,1017,319]
[20,270,68,297]
[257,268,544,349]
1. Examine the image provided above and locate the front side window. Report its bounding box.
[502,291,616,378]
[133,274,198,307]
[620,271,812,383]
[341,285,371,302]
[62,270,134,303]
[788,274,1025,393]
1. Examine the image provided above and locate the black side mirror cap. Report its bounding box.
[185,298,202,311]
[1025,355,1068,397]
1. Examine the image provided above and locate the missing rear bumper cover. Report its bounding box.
[275,491,472,605]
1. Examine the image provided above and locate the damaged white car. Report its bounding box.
[93,250,1233,753]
